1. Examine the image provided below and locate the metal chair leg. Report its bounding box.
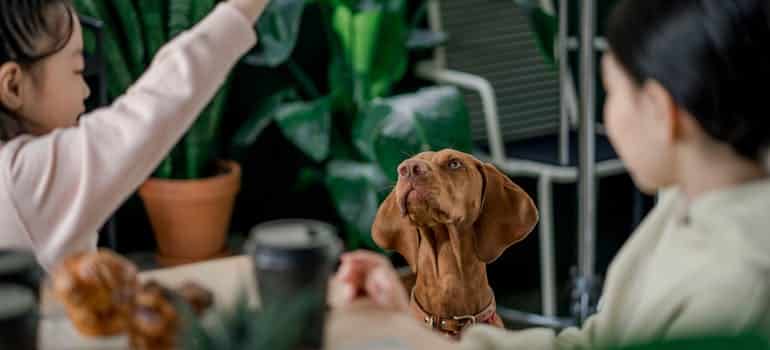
[538,177,557,317]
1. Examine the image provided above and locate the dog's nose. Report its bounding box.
[398,159,430,179]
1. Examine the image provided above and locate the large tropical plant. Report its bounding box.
[231,0,473,250]
[74,0,302,179]
[75,0,472,250]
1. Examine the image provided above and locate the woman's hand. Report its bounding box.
[329,250,409,312]
[229,0,270,23]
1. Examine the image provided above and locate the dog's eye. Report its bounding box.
[448,159,463,170]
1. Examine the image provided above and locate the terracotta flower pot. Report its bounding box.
[139,160,241,266]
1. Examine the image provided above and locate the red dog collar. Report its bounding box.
[409,288,499,338]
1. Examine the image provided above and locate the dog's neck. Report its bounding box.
[411,223,493,318]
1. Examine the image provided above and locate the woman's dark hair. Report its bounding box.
[607,0,770,161]
[0,0,74,140]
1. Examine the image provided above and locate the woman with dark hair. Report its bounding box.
[330,0,770,348]
[0,0,269,271]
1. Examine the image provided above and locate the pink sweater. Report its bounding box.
[0,3,257,271]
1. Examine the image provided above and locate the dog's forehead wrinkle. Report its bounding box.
[436,149,459,162]
[415,151,435,161]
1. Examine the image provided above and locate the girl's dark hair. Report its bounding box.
[0,0,75,66]
[607,0,770,161]
[0,0,74,140]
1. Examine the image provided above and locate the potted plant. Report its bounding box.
[75,0,301,265]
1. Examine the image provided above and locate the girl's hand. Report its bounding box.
[229,0,270,23]
[329,250,409,312]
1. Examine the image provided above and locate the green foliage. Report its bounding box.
[257,0,307,67]
[180,291,317,350]
[76,0,472,249]
[515,0,558,66]
[75,0,298,179]
[355,86,472,181]
[274,97,333,163]
[233,1,472,250]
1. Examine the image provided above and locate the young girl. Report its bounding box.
[0,0,268,271]
[332,0,770,348]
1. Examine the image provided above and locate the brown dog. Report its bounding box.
[372,149,538,338]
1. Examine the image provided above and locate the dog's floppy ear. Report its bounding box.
[473,163,538,263]
[372,190,419,271]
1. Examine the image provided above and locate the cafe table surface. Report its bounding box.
[38,255,458,350]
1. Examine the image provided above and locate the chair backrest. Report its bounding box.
[432,0,562,144]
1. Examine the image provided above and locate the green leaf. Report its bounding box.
[73,0,135,97]
[109,1,145,77]
[371,110,424,181]
[325,160,390,250]
[181,82,231,178]
[352,103,389,161]
[356,86,472,181]
[332,6,383,105]
[191,0,216,22]
[516,0,558,66]
[168,0,193,39]
[230,89,296,159]
[349,9,383,75]
[154,154,174,178]
[256,0,307,67]
[331,5,353,61]
[530,8,558,66]
[368,0,408,98]
[328,53,355,116]
[330,0,408,104]
[181,289,314,350]
[274,97,333,163]
[137,0,166,61]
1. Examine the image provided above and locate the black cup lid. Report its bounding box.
[246,219,342,269]
[0,284,35,320]
[0,250,37,276]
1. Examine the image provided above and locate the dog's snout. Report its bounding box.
[398,159,430,179]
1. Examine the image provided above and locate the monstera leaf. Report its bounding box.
[325,160,390,250]
[354,86,472,181]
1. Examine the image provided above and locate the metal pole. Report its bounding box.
[427,0,447,69]
[558,0,570,166]
[577,0,597,322]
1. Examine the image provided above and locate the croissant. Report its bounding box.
[52,250,214,347]
[51,249,139,336]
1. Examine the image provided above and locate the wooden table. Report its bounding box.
[39,255,457,350]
